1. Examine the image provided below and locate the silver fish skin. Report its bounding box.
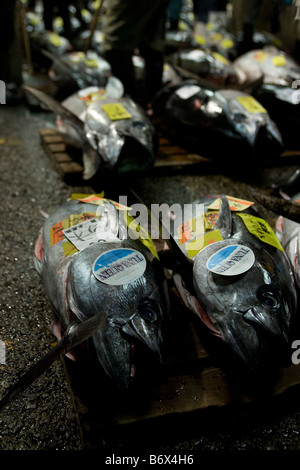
[152,81,283,162]
[46,50,112,94]
[23,85,156,180]
[169,195,297,369]
[233,46,300,89]
[250,188,300,289]
[166,48,242,87]
[34,198,170,389]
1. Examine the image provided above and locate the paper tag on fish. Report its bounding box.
[70,52,85,63]
[186,229,223,258]
[84,58,99,68]
[78,87,106,106]
[272,55,287,67]
[63,217,120,251]
[207,196,254,212]
[194,35,207,45]
[221,38,234,49]
[48,33,64,47]
[50,212,97,246]
[206,244,255,276]
[101,103,132,121]
[177,213,206,245]
[93,248,147,285]
[175,85,201,100]
[237,96,267,114]
[212,52,229,65]
[254,51,269,63]
[70,193,131,211]
[210,33,222,42]
[236,213,284,251]
[124,212,159,259]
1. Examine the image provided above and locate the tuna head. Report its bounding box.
[215,89,283,160]
[192,238,296,368]
[65,240,169,389]
[84,97,156,176]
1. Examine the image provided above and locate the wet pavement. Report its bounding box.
[1,96,300,454]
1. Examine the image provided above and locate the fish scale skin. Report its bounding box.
[34,198,169,389]
[170,195,298,369]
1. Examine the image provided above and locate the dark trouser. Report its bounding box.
[43,0,72,38]
[193,0,227,22]
[103,0,169,105]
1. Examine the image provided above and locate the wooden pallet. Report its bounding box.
[61,286,300,450]
[40,128,84,182]
[39,128,210,182]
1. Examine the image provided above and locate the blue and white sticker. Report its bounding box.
[206,244,255,276]
[93,248,146,285]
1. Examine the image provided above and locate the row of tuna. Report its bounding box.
[24,38,300,180]
[1,7,300,410]
[1,189,300,410]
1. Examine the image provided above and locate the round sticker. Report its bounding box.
[206,244,255,276]
[93,248,146,285]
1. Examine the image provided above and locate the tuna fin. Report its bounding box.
[250,187,300,224]
[22,85,86,142]
[0,315,102,412]
[215,195,232,239]
[82,142,101,180]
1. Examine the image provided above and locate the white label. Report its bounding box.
[175,85,201,100]
[206,244,255,276]
[93,248,146,285]
[63,217,119,251]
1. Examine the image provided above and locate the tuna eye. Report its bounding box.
[138,301,158,323]
[257,287,279,308]
[234,112,246,122]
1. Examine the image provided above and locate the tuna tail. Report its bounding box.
[22,85,86,142]
[215,195,232,239]
[0,315,102,412]
[250,187,300,224]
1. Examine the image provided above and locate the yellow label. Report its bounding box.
[212,52,229,65]
[186,229,223,258]
[80,90,106,106]
[194,34,207,45]
[253,51,269,63]
[236,213,284,251]
[92,0,101,9]
[210,33,222,42]
[84,58,99,68]
[178,20,188,31]
[221,38,234,49]
[50,212,96,246]
[272,55,287,67]
[207,196,254,212]
[54,17,63,28]
[62,240,79,257]
[177,213,207,245]
[124,212,159,259]
[28,14,41,26]
[70,52,85,63]
[101,103,132,121]
[49,33,63,47]
[237,96,266,114]
[70,193,131,210]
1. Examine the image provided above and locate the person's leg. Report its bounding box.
[43,0,54,31]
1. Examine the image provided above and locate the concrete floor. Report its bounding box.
[0,96,300,454]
